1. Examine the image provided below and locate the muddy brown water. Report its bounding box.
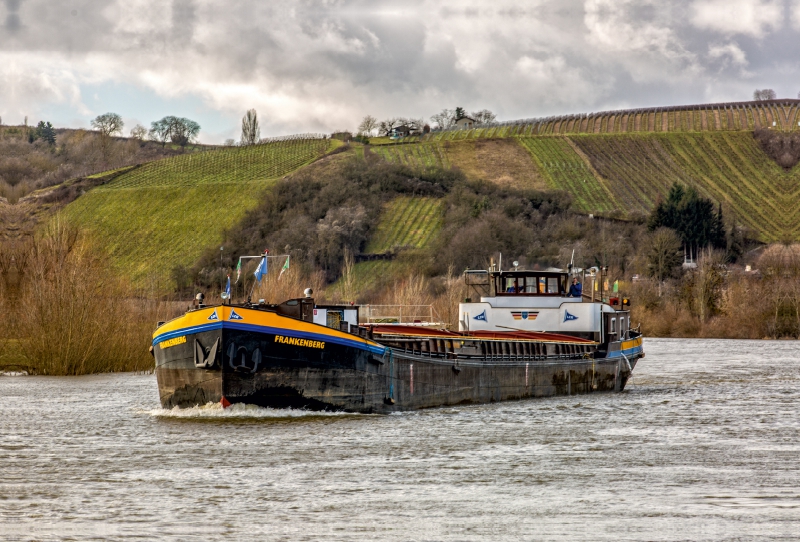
[2,338,799,541]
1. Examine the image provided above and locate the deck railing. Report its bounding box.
[362,304,442,325]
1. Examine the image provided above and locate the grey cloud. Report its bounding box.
[3,0,800,138]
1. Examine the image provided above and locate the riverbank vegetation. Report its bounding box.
[0,219,170,375]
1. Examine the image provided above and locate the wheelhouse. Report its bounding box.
[492,271,569,297]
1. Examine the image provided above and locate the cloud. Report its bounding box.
[0,0,797,141]
[791,0,800,30]
[690,0,783,37]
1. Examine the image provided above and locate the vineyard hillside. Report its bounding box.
[53,100,800,292]
[374,99,800,144]
[63,137,336,289]
[373,129,799,243]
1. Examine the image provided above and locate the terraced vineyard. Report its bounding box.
[366,197,444,253]
[64,137,334,288]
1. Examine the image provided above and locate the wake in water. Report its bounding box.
[143,402,364,420]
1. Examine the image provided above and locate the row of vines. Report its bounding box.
[368,101,800,149]
[106,137,332,189]
[366,197,444,254]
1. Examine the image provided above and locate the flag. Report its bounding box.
[223,275,231,299]
[235,259,241,283]
[278,256,290,280]
[254,256,267,282]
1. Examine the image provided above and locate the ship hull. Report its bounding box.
[153,306,643,413]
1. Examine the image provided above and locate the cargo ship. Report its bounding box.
[152,267,643,412]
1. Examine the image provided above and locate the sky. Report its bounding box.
[2,0,800,143]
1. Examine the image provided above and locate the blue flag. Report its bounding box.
[254,256,267,282]
[223,275,231,299]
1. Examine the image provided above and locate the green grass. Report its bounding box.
[63,138,334,289]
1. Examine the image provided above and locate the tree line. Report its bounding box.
[356,106,497,138]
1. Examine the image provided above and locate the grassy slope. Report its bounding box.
[64,139,334,289]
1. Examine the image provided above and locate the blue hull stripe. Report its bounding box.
[606,346,643,359]
[153,322,385,356]
[153,323,222,346]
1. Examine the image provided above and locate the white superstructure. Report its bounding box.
[459,269,630,342]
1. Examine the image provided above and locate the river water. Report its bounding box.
[1,338,799,541]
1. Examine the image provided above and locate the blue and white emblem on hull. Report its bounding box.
[563,310,578,322]
[207,310,219,321]
[229,309,243,321]
[474,310,487,322]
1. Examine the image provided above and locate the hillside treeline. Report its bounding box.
[192,157,625,284]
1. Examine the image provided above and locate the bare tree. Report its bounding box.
[430,108,455,130]
[149,118,172,147]
[357,115,378,136]
[753,89,777,101]
[471,109,497,124]
[646,227,682,296]
[240,109,260,146]
[91,112,124,138]
[378,117,403,136]
[130,124,147,140]
[224,138,236,146]
[169,117,201,148]
[149,116,201,149]
[91,113,124,163]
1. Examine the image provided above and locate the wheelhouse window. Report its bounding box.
[494,273,568,296]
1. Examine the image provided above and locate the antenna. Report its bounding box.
[499,253,502,272]
[570,249,575,272]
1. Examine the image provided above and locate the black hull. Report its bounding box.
[155,326,639,413]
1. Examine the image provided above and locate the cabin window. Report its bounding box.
[610,318,616,334]
[547,277,559,294]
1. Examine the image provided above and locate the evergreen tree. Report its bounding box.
[454,106,466,119]
[29,121,56,145]
[39,121,56,145]
[648,182,726,259]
